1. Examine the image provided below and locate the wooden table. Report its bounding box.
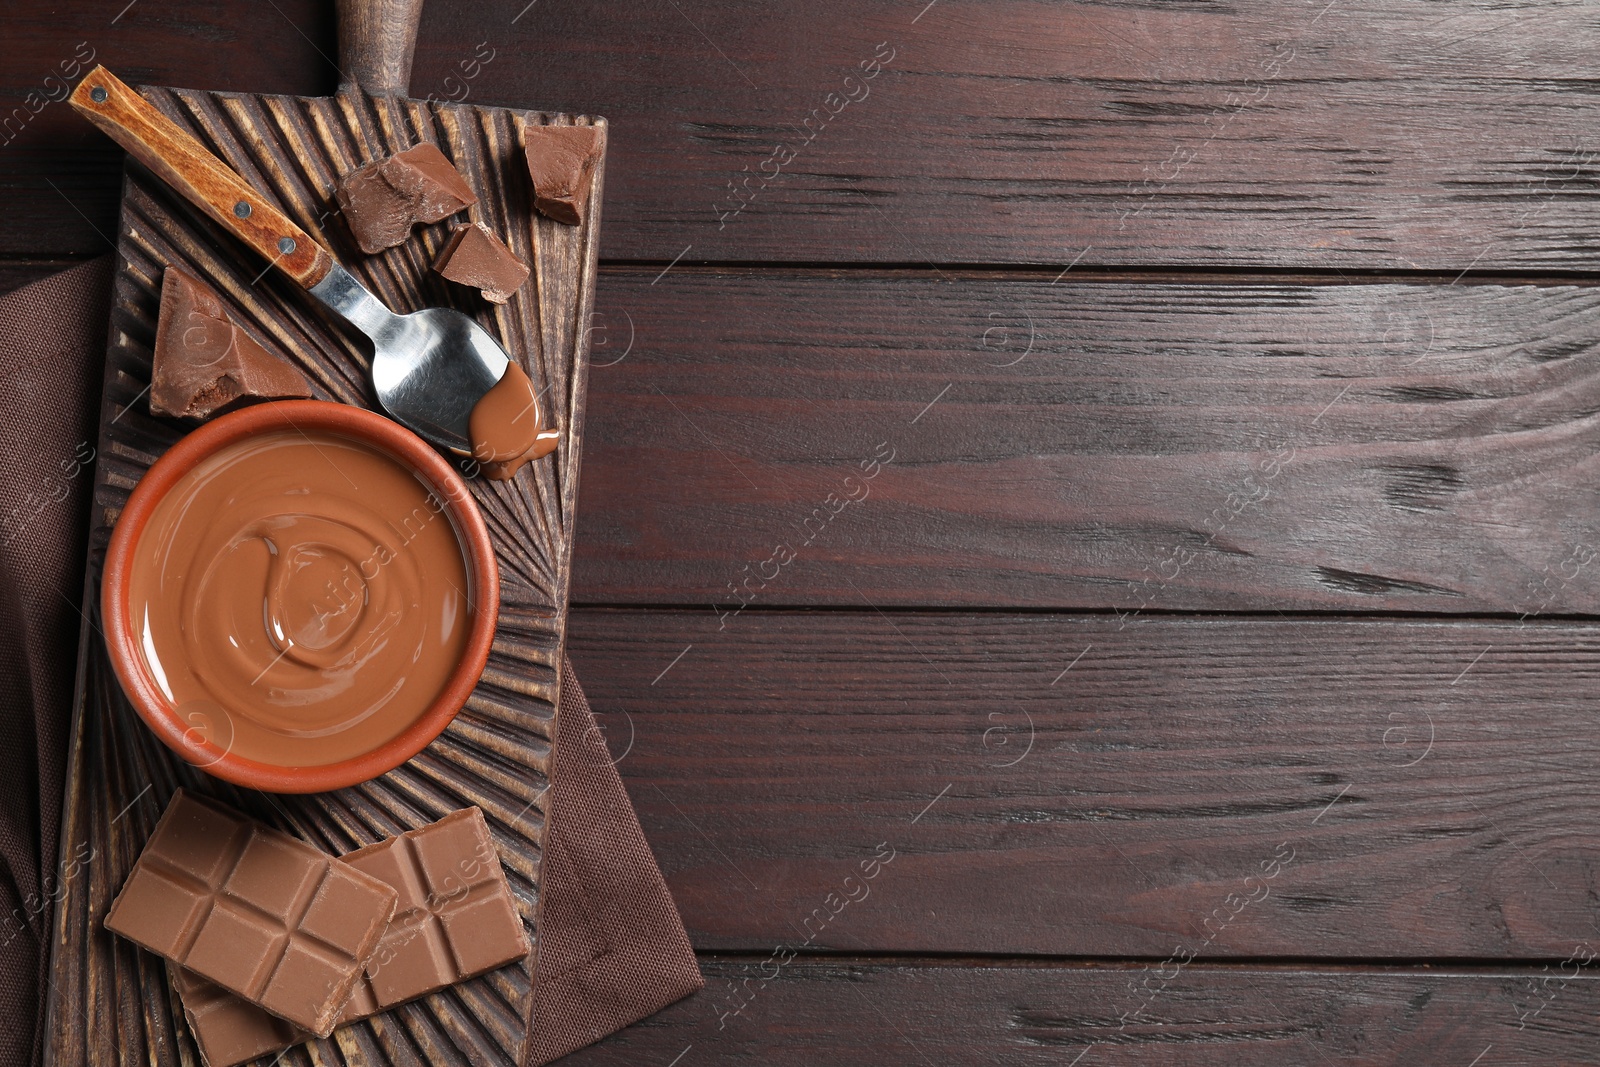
[9,0,1600,1061]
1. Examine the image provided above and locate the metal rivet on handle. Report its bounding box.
[277,237,296,255]
[234,201,251,218]
[90,86,107,103]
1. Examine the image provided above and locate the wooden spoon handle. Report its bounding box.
[70,65,333,288]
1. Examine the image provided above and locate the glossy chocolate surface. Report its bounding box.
[467,360,558,481]
[126,427,472,768]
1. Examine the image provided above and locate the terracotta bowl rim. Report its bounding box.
[101,399,499,794]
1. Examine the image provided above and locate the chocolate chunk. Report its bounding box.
[335,142,478,254]
[151,268,312,420]
[432,222,529,303]
[104,790,397,1038]
[522,124,602,225]
[384,143,479,224]
[170,808,530,1066]
[332,166,414,253]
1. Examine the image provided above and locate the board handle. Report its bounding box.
[69,65,333,289]
[338,0,426,95]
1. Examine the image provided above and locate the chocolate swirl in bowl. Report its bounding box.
[126,427,471,768]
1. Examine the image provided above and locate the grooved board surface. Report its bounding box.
[42,82,604,1067]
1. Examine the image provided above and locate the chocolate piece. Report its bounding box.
[170,808,529,1066]
[432,222,529,304]
[468,360,558,481]
[105,790,397,1038]
[523,124,602,225]
[151,268,311,419]
[335,142,478,254]
[169,966,311,1067]
[385,143,479,224]
[340,806,529,1016]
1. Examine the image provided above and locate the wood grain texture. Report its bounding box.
[448,0,1600,269]
[43,82,605,1067]
[559,960,1600,1066]
[14,0,1600,1060]
[337,0,425,96]
[12,0,1600,267]
[568,608,1600,960]
[573,267,1600,614]
[0,257,89,295]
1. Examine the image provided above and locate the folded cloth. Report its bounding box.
[0,259,702,1067]
[537,659,705,1066]
[0,257,110,1067]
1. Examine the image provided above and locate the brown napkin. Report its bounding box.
[0,258,702,1067]
[537,659,705,1065]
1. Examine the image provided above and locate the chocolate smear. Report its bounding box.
[468,360,558,481]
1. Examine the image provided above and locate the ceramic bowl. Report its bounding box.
[101,400,498,793]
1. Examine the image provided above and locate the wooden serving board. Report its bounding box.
[42,83,604,1067]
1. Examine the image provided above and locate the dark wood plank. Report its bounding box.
[568,608,1600,959]
[0,257,91,295]
[0,1,334,258]
[574,267,1600,613]
[28,262,1600,618]
[41,255,1598,617]
[564,959,1600,1065]
[13,0,1600,267]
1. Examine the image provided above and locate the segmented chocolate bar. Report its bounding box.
[170,806,530,1066]
[104,790,397,1037]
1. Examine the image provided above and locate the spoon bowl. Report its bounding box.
[310,263,509,452]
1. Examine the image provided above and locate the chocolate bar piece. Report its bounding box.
[339,806,529,1016]
[151,268,312,419]
[171,807,530,1067]
[335,142,478,253]
[104,790,397,1038]
[523,124,602,225]
[168,965,311,1067]
[432,222,529,304]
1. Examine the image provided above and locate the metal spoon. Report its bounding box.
[70,65,506,454]
[308,265,506,451]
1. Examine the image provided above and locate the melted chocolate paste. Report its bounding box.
[468,361,558,481]
[128,429,472,768]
